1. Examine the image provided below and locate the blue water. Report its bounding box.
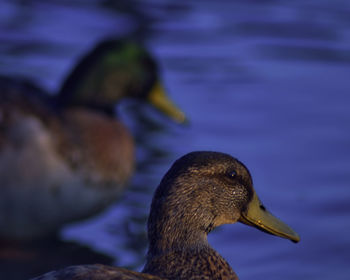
[1,1,350,279]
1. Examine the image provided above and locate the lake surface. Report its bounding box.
[1,0,350,279]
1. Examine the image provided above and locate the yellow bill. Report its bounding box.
[239,193,300,243]
[148,81,187,124]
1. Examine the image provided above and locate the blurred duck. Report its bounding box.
[0,39,186,240]
[32,151,300,280]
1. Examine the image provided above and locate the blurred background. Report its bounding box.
[0,0,350,279]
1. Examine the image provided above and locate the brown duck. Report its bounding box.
[32,151,300,280]
[0,39,186,240]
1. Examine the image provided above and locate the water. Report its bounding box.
[1,0,350,279]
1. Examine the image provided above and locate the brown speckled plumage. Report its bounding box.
[143,246,238,280]
[33,265,163,280]
[31,151,299,280]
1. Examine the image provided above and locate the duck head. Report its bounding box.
[57,39,185,123]
[147,151,299,254]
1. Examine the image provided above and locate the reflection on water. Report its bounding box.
[1,0,350,279]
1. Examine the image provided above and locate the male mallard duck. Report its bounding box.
[0,39,186,240]
[32,151,300,280]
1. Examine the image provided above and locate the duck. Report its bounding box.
[0,39,186,240]
[31,151,300,280]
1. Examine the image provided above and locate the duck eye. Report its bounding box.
[227,171,237,178]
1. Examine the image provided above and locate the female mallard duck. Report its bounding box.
[0,39,186,240]
[32,151,300,280]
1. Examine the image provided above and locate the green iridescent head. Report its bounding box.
[58,39,185,123]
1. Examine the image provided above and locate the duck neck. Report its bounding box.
[145,196,217,256]
[145,177,220,255]
[143,229,237,280]
[56,74,125,116]
[147,219,210,256]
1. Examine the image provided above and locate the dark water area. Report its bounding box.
[1,0,350,279]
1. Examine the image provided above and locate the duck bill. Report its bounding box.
[239,193,300,243]
[148,81,187,124]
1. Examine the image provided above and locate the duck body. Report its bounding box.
[0,77,134,239]
[34,264,163,280]
[0,39,185,240]
[32,151,299,279]
[33,248,237,280]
